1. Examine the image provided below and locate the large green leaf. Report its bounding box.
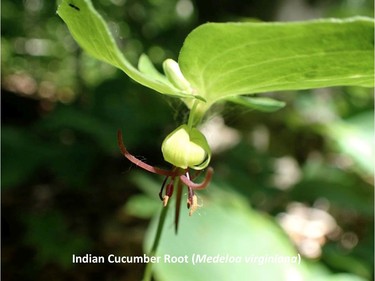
[58,1,374,115]
[57,0,196,99]
[179,18,374,108]
[144,185,367,281]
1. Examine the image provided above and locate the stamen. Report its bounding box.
[158,176,169,201]
[163,181,174,207]
[186,186,194,209]
[188,194,199,216]
[163,196,170,207]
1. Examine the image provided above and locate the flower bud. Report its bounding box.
[161,125,211,170]
[163,59,192,92]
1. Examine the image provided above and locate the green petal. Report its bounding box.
[161,125,211,170]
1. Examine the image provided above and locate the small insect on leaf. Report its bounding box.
[69,3,80,11]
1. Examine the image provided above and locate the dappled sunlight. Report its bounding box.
[272,156,301,190]
[277,201,338,258]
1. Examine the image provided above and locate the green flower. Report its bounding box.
[161,125,211,170]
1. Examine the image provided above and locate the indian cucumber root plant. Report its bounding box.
[57,0,374,279]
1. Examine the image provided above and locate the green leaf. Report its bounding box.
[58,2,373,115]
[138,54,170,84]
[144,187,366,281]
[124,194,160,219]
[145,189,309,281]
[57,0,194,99]
[226,96,286,112]
[179,17,374,109]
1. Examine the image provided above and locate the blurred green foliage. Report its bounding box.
[2,0,373,281]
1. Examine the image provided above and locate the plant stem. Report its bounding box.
[142,199,170,281]
[187,100,206,129]
[187,101,198,129]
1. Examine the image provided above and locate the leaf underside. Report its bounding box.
[179,18,374,106]
[57,0,196,100]
[226,96,286,112]
[58,1,374,112]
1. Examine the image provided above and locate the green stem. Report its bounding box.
[187,101,198,129]
[142,202,170,281]
[187,100,207,129]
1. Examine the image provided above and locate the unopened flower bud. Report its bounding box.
[163,59,192,92]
